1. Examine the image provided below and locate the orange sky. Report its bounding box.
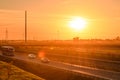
[0,0,120,40]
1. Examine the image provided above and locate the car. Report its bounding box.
[0,46,15,56]
[40,57,50,63]
[28,54,36,59]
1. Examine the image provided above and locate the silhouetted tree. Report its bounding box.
[115,36,120,40]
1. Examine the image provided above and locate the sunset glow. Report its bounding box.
[0,0,120,40]
[69,17,87,31]
[0,1,120,80]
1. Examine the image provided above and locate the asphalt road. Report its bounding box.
[46,53,120,72]
[0,52,120,80]
[4,52,118,80]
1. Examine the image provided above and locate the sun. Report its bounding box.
[69,17,87,31]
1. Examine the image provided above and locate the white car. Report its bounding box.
[28,54,36,59]
[40,57,50,63]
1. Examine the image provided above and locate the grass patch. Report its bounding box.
[0,61,44,80]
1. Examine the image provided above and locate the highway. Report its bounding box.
[46,53,120,72]
[46,53,120,64]
[2,52,119,80]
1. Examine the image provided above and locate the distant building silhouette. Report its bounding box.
[73,37,79,41]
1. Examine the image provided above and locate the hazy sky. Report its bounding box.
[0,0,120,40]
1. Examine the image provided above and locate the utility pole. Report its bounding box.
[5,28,8,42]
[25,10,27,43]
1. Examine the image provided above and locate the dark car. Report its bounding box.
[40,57,50,63]
[0,46,15,56]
